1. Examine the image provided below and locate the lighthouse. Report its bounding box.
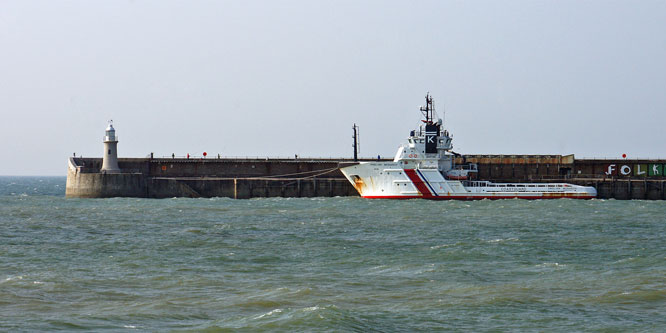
[101,120,121,173]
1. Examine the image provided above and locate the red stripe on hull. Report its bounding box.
[403,169,433,198]
[362,195,595,200]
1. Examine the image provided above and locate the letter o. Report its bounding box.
[620,165,631,175]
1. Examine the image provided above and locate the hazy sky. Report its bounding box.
[1,0,665,175]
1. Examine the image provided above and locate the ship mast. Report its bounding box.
[419,93,435,124]
[352,123,360,162]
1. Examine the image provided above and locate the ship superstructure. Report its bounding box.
[340,94,597,199]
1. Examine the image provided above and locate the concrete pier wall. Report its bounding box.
[66,168,147,198]
[456,155,575,181]
[149,158,347,178]
[65,157,358,199]
[585,179,666,200]
[146,177,357,199]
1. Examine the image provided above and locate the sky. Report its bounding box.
[1,0,665,176]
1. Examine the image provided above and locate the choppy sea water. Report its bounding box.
[1,176,665,332]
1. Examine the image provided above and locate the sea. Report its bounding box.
[1,176,665,332]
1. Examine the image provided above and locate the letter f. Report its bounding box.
[605,164,616,175]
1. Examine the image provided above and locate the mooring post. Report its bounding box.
[628,180,632,199]
[524,163,528,181]
[595,181,599,198]
[234,178,237,199]
[611,179,615,199]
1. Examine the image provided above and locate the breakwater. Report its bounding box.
[66,155,666,199]
[66,157,358,199]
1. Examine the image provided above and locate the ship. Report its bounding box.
[340,94,597,200]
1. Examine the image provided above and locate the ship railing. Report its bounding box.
[577,156,666,160]
[73,167,99,174]
[462,180,578,188]
[531,174,606,180]
[555,174,663,180]
[451,163,478,171]
[156,155,386,162]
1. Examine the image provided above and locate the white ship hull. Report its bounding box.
[341,162,596,200]
[342,94,597,200]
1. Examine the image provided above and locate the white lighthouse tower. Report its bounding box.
[101,120,121,173]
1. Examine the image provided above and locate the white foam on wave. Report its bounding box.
[366,265,395,275]
[613,257,636,264]
[430,242,464,249]
[536,262,566,268]
[255,308,283,319]
[486,237,519,243]
[3,275,24,283]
